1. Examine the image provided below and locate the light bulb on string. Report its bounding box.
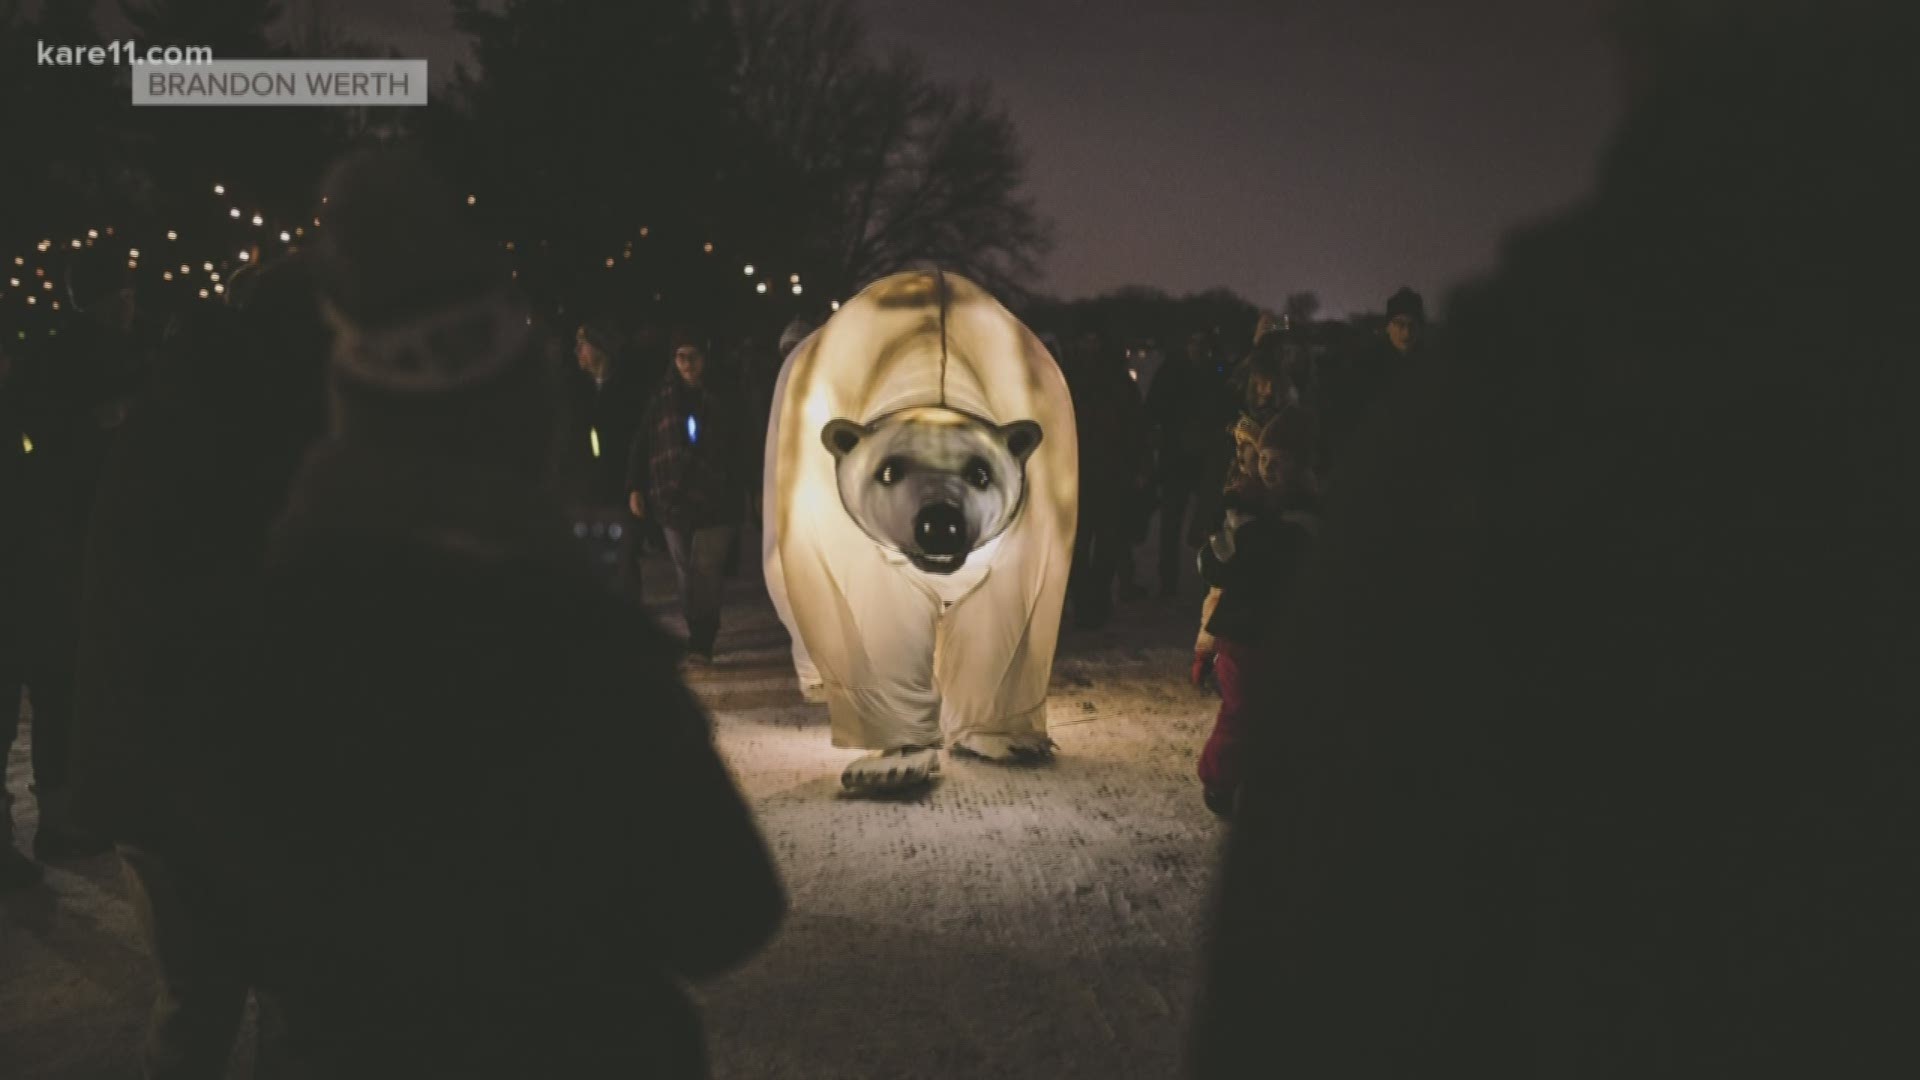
[37,240,50,252]
[238,250,251,262]
[279,231,290,242]
[756,282,767,294]
[213,183,225,194]
[792,284,803,295]
[743,264,754,276]
[71,239,82,248]
[831,300,841,311]
[605,258,615,269]
[703,242,714,254]
[214,284,225,295]
[167,231,178,241]
[198,289,209,299]
[129,248,140,259]
[250,213,263,226]
[466,195,476,206]
[87,229,99,239]
[210,272,221,282]
[51,300,59,311]
[790,274,800,284]
[203,262,214,272]
[163,271,174,281]
[229,208,241,219]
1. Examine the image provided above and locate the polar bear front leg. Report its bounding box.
[841,745,942,792]
[949,732,1056,764]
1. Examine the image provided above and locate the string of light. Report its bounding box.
[4,182,831,339]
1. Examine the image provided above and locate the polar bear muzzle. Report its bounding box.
[820,410,1044,575]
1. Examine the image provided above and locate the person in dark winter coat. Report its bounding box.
[1146,331,1238,598]
[1190,346,1304,686]
[559,316,650,595]
[629,334,752,660]
[1063,330,1149,629]
[1193,412,1320,816]
[1320,285,1424,476]
[206,147,784,1078]
[0,341,47,889]
[1193,4,1913,1076]
[0,247,141,871]
[68,254,331,1077]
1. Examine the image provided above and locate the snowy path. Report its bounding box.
[3,539,1227,1078]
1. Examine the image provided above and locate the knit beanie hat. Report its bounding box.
[1385,286,1426,323]
[310,146,548,471]
[314,146,529,395]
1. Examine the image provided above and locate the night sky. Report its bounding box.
[102,0,1624,317]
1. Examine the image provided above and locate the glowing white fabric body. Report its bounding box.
[762,271,1078,750]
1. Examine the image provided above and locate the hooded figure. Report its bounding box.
[763,270,1077,791]
[1192,3,1914,1075]
[206,147,782,1077]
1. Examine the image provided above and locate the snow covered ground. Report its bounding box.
[3,535,1228,1078]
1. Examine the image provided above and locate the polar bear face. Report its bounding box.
[821,406,1044,575]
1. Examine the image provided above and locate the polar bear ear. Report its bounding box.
[1000,420,1043,463]
[820,418,870,459]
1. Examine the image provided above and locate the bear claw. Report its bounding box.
[841,746,940,793]
[949,734,1056,765]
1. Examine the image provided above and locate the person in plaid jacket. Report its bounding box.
[628,334,750,661]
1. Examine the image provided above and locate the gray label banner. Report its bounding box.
[133,59,428,106]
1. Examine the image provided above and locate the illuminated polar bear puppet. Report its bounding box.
[763,270,1078,793]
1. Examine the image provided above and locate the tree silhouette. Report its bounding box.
[441,0,750,325]
[1283,290,1321,326]
[0,0,127,238]
[116,0,340,227]
[734,0,1051,302]
[1022,286,1262,351]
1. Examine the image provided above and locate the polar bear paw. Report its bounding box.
[840,746,941,793]
[948,733,1056,765]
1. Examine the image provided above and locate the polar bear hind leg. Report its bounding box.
[949,733,1056,764]
[840,745,942,793]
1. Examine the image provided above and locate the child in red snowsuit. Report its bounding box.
[1195,410,1320,816]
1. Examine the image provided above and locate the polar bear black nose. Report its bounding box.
[915,503,968,555]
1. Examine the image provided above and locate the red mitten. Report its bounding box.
[1190,649,1215,688]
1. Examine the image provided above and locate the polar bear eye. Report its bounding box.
[875,457,908,485]
[964,457,994,490]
